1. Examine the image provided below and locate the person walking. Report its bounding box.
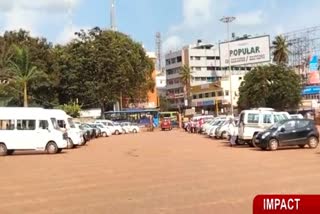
[228,117,237,147]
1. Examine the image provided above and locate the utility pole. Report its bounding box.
[110,0,117,31]
[220,16,236,116]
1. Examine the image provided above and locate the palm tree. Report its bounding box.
[9,46,46,107]
[179,65,193,107]
[272,35,290,65]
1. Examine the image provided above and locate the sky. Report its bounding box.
[0,0,320,53]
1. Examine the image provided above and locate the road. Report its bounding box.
[0,130,320,214]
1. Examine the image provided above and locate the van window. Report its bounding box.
[68,118,76,128]
[51,118,59,129]
[57,120,66,128]
[17,120,36,130]
[263,114,272,124]
[274,115,283,123]
[39,120,49,129]
[247,113,259,123]
[0,120,15,130]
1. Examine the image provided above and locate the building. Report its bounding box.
[156,73,166,97]
[165,40,250,112]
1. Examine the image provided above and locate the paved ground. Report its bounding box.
[1,130,320,214]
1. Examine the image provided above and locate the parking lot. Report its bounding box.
[1,129,320,214]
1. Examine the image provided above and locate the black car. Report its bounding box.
[254,119,319,151]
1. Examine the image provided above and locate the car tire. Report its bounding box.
[67,138,74,149]
[298,144,305,148]
[102,132,107,137]
[221,131,227,139]
[133,129,137,133]
[46,142,58,154]
[0,143,8,156]
[308,136,319,149]
[57,148,63,153]
[115,130,120,135]
[268,139,279,151]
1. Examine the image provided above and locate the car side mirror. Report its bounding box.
[280,127,285,133]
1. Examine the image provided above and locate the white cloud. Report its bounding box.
[163,35,183,53]
[236,10,264,26]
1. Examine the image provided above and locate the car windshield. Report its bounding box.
[67,118,76,128]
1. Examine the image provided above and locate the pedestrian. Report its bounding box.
[228,117,237,147]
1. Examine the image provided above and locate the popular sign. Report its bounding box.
[219,36,271,67]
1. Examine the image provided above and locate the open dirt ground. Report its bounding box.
[1,130,320,214]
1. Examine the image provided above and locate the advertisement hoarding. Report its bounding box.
[308,55,320,84]
[219,36,271,67]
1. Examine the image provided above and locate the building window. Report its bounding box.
[216,56,220,60]
[190,56,194,60]
[170,58,176,64]
[207,56,215,60]
[195,77,201,81]
[225,90,229,96]
[201,77,206,81]
[177,56,182,62]
[199,94,203,99]
[211,92,216,97]
[195,67,201,71]
[166,59,170,65]
[205,93,209,98]
[193,95,197,99]
[207,67,215,71]
[218,91,223,96]
[195,56,201,60]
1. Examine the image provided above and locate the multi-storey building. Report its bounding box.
[165,40,251,112]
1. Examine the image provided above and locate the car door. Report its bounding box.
[278,120,298,146]
[294,120,310,145]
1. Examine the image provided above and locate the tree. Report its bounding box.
[238,64,301,111]
[58,102,82,118]
[180,65,193,107]
[56,28,155,117]
[8,46,46,107]
[272,35,290,65]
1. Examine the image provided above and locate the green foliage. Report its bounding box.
[159,95,170,112]
[58,102,82,118]
[273,35,290,65]
[179,65,193,107]
[238,64,302,111]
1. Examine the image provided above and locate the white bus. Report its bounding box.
[0,107,68,156]
[45,109,84,148]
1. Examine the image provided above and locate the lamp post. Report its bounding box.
[220,16,236,116]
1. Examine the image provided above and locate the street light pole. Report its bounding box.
[220,16,236,116]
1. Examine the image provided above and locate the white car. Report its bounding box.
[93,123,112,137]
[114,122,130,134]
[208,119,226,137]
[95,120,123,135]
[120,122,140,133]
[290,114,304,119]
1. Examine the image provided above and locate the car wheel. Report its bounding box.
[235,138,245,145]
[115,130,120,135]
[308,136,319,149]
[133,129,137,133]
[57,148,63,153]
[299,144,305,148]
[102,132,107,137]
[0,143,8,156]
[221,131,227,139]
[247,141,254,147]
[268,139,279,151]
[46,142,58,154]
[67,138,74,149]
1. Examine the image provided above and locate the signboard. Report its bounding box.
[192,100,215,107]
[219,36,271,67]
[302,85,320,95]
[308,55,320,84]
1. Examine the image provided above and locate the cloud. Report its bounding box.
[236,10,264,26]
[0,0,80,41]
[163,35,183,53]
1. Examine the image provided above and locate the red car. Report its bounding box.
[161,118,172,131]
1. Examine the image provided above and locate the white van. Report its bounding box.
[94,120,123,135]
[0,107,68,156]
[46,109,83,148]
[238,108,288,145]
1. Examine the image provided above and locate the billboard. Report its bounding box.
[308,55,320,84]
[219,36,271,67]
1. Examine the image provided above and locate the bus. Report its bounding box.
[104,109,160,127]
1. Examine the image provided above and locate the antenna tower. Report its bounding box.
[155,32,162,73]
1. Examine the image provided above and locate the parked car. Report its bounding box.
[120,122,140,133]
[95,120,123,135]
[161,118,172,131]
[208,119,226,137]
[114,122,130,134]
[80,124,96,139]
[93,123,112,137]
[86,124,101,138]
[290,114,304,119]
[75,124,91,143]
[254,119,319,151]
[215,118,239,139]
